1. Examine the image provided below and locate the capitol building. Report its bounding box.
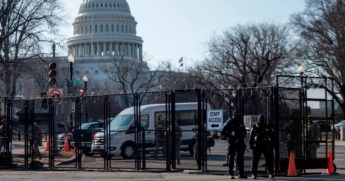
[13,0,155,98]
[65,0,146,88]
[67,0,143,61]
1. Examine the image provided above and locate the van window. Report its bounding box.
[110,114,133,130]
[140,114,149,129]
[155,110,197,126]
[110,114,149,130]
[176,110,197,126]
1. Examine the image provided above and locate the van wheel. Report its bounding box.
[121,143,136,159]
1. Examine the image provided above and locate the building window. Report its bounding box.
[90,25,92,33]
[95,25,97,32]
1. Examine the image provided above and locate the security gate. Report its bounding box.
[276,75,336,173]
[0,76,336,174]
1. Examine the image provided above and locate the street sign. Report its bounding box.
[207,110,223,131]
[48,88,63,103]
[73,79,82,85]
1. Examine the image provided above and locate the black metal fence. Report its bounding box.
[0,76,336,175]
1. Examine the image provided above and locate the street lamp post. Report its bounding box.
[68,54,75,89]
[67,54,75,137]
[298,65,306,162]
[82,75,88,122]
[83,75,88,94]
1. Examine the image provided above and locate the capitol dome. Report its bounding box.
[67,0,143,61]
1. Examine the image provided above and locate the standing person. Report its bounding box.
[175,121,182,165]
[29,122,42,160]
[249,114,274,179]
[153,114,166,157]
[0,119,5,152]
[192,128,202,169]
[221,110,247,179]
[222,119,230,166]
[306,116,320,159]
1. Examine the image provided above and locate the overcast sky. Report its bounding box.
[61,0,306,68]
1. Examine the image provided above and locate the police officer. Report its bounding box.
[249,114,274,179]
[221,110,247,179]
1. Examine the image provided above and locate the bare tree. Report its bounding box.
[291,0,345,116]
[0,0,62,97]
[103,57,164,107]
[195,23,295,89]
[190,23,296,111]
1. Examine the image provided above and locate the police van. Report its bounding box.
[91,102,211,159]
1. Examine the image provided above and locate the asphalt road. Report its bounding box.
[0,170,344,181]
[3,140,345,180]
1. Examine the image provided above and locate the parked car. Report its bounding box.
[335,120,345,129]
[57,133,73,149]
[72,122,104,156]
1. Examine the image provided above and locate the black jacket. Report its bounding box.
[249,122,274,149]
[221,117,246,146]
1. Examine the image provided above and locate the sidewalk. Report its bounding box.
[0,170,344,181]
[335,140,345,146]
[11,141,75,166]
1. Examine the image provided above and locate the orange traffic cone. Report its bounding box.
[328,149,335,174]
[45,136,50,151]
[288,151,297,177]
[63,134,70,152]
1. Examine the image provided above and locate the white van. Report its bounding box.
[91,102,209,159]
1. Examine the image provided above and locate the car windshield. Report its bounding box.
[110,114,133,131]
[81,123,97,129]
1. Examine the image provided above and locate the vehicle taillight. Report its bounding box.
[92,132,96,139]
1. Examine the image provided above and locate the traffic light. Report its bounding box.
[48,62,57,86]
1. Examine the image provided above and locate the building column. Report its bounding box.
[127,43,131,57]
[91,43,94,56]
[109,42,115,56]
[96,43,100,56]
[134,44,138,59]
[130,43,133,58]
[103,42,106,56]
[139,45,142,61]
[115,42,119,56]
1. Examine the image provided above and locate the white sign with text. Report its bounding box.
[207,110,223,131]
